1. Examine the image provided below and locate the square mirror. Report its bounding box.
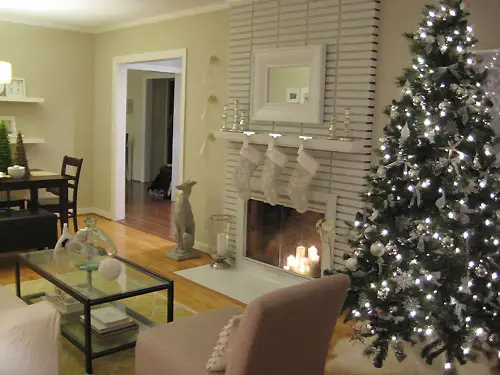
[251,45,325,124]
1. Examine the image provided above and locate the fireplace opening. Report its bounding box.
[245,199,324,278]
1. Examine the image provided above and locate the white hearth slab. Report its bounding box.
[175,265,304,304]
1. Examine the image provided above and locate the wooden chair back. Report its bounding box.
[49,156,83,205]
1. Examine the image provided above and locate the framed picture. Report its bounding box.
[0,116,17,137]
[6,78,26,98]
[127,99,134,114]
[300,87,310,104]
[286,88,300,103]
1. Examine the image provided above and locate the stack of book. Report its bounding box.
[43,290,82,315]
[80,306,137,338]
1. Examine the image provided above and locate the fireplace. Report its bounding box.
[245,199,324,278]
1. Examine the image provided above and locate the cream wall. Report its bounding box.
[375,0,500,149]
[93,10,228,243]
[126,69,173,182]
[0,22,94,207]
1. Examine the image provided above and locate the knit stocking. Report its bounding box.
[261,144,287,206]
[234,144,262,201]
[288,148,319,213]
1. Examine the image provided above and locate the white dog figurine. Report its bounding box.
[166,179,200,261]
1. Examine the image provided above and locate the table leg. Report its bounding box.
[167,283,174,322]
[15,259,20,298]
[84,302,93,375]
[59,179,68,231]
[29,188,39,213]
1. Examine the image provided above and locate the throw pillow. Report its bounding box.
[206,314,243,372]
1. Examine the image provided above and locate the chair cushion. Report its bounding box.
[136,306,242,375]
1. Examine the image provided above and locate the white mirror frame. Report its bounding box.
[250,45,326,124]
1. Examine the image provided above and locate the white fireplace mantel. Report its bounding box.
[214,130,368,154]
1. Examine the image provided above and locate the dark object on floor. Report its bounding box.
[0,208,58,251]
[39,155,83,233]
[148,164,172,200]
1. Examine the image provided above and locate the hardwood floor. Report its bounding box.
[0,215,352,355]
[119,180,176,241]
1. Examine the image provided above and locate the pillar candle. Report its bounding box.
[216,233,227,256]
[296,246,306,260]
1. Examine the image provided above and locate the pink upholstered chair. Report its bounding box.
[136,274,350,375]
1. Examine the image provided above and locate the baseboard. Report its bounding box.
[194,241,209,254]
[78,207,112,219]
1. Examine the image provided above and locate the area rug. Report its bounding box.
[5,278,196,375]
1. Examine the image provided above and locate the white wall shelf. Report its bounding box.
[214,130,368,154]
[0,97,44,103]
[9,137,45,144]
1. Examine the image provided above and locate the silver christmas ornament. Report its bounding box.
[442,236,453,247]
[370,241,386,257]
[377,288,389,300]
[484,144,494,158]
[473,155,481,169]
[364,226,376,240]
[475,264,487,277]
[489,333,498,343]
[408,168,419,179]
[345,257,358,271]
[377,166,387,178]
[496,210,500,220]
[395,350,407,363]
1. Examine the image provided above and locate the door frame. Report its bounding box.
[111,49,187,221]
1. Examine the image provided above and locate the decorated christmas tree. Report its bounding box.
[13,132,30,177]
[0,121,12,173]
[337,0,500,372]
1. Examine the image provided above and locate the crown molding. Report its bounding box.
[0,3,229,34]
[92,3,229,34]
[0,15,90,33]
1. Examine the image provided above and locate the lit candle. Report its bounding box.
[296,246,306,261]
[308,246,320,278]
[216,233,226,256]
[308,246,319,261]
[286,255,296,271]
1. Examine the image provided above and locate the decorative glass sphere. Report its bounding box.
[67,217,118,270]
[370,241,386,257]
[364,226,376,240]
[72,217,118,257]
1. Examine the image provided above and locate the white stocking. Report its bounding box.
[288,148,319,213]
[261,144,288,206]
[234,144,262,201]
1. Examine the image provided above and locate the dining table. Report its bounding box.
[0,169,69,229]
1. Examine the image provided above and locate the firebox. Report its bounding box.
[245,199,324,278]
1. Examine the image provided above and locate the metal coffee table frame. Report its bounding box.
[16,254,174,375]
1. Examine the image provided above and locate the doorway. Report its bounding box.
[111,50,186,239]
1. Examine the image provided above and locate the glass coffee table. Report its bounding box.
[15,250,174,375]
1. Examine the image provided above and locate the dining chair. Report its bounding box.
[39,156,83,233]
[136,274,350,375]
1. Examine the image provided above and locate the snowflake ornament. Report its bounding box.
[393,271,414,292]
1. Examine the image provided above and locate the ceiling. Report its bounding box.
[0,0,229,33]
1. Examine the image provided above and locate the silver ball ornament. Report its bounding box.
[475,264,487,277]
[370,241,386,257]
[484,144,494,158]
[345,257,358,271]
[364,226,376,240]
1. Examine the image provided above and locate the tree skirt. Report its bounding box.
[326,338,492,375]
[5,279,196,375]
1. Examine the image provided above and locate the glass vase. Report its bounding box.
[68,216,117,271]
[208,214,233,269]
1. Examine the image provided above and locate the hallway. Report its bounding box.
[119,181,176,242]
